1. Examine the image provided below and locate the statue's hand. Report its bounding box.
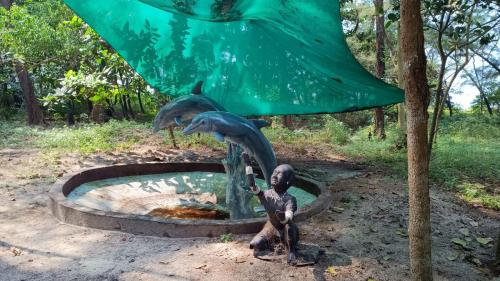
[275,210,286,222]
[242,152,252,165]
[249,183,260,194]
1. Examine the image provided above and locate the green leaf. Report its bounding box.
[396,229,408,237]
[451,238,467,247]
[476,237,493,245]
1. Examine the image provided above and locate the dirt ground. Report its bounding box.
[0,145,498,281]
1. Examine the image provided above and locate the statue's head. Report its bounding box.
[271,164,295,193]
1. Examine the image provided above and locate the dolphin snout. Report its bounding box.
[183,124,196,135]
[152,124,161,133]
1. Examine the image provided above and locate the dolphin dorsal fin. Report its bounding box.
[191,81,204,95]
[250,119,271,130]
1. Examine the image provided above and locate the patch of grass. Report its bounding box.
[458,182,500,210]
[0,119,149,154]
[334,114,499,209]
[219,233,233,243]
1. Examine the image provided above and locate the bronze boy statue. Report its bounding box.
[242,153,299,265]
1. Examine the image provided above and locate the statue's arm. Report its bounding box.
[280,197,297,224]
[242,153,265,201]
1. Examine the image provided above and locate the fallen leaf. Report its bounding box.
[10,247,21,256]
[447,252,458,261]
[469,221,479,227]
[451,238,467,248]
[326,266,337,276]
[459,228,470,236]
[465,237,472,242]
[476,237,493,245]
[382,255,391,261]
[332,207,344,213]
[396,229,408,237]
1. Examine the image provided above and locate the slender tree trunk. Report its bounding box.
[373,0,385,139]
[126,94,135,119]
[14,63,44,125]
[445,97,453,117]
[496,231,500,266]
[90,103,103,123]
[400,1,433,280]
[1,0,11,9]
[397,25,407,133]
[1,83,9,107]
[282,115,293,129]
[67,100,75,126]
[3,0,44,125]
[120,95,129,120]
[167,125,178,149]
[137,85,145,114]
[479,91,493,115]
[87,98,93,115]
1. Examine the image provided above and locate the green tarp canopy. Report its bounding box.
[64,0,404,116]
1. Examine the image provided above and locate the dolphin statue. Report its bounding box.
[152,81,226,133]
[183,111,277,187]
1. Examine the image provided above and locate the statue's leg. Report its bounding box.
[284,223,299,264]
[250,221,277,251]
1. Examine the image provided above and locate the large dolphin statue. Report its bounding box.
[153,81,226,133]
[183,111,277,187]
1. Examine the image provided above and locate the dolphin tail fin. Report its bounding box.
[250,119,271,130]
[191,81,203,95]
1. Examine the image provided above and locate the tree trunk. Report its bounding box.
[479,91,493,115]
[3,0,44,126]
[67,100,75,126]
[400,1,433,280]
[282,115,293,129]
[87,98,93,115]
[373,0,385,139]
[445,97,453,116]
[14,63,44,125]
[167,126,178,149]
[397,25,407,133]
[126,94,135,119]
[496,231,500,266]
[120,95,129,120]
[137,85,145,114]
[90,103,103,123]
[1,0,11,9]
[1,83,9,107]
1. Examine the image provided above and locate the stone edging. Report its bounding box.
[48,162,331,238]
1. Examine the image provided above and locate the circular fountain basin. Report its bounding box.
[49,162,330,238]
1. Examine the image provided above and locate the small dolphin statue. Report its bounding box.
[183,111,277,187]
[152,81,226,133]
